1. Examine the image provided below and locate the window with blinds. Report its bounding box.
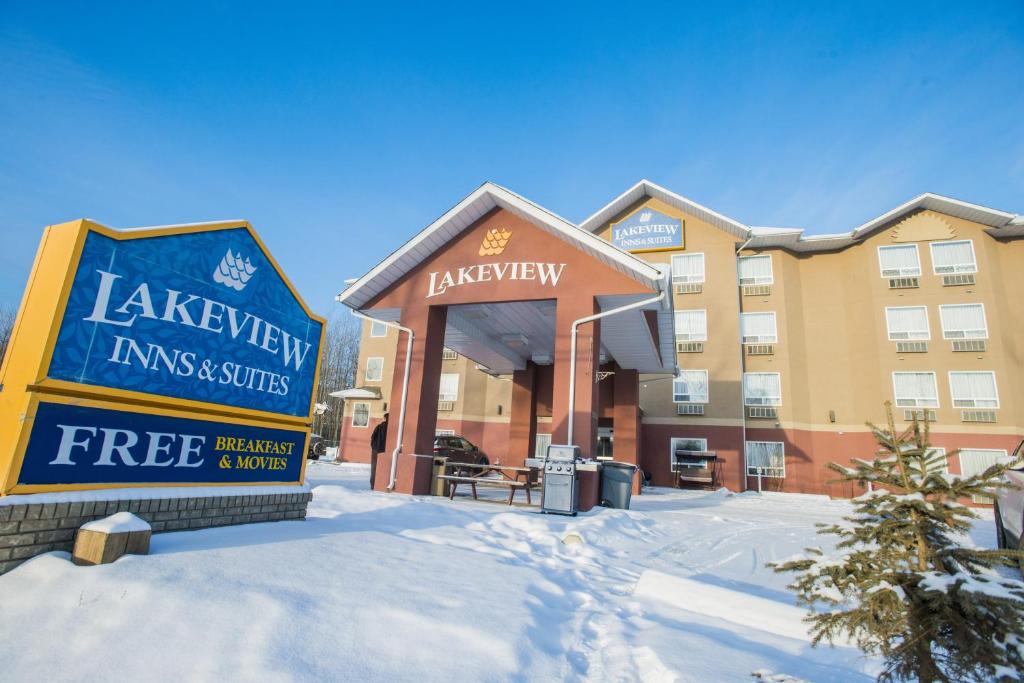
[675,310,708,341]
[738,255,773,285]
[365,357,384,382]
[534,433,552,458]
[949,371,999,408]
[877,244,921,277]
[892,372,939,408]
[959,448,1010,502]
[930,240,977,274]
[674,370,709,404]
[671,253,705,283]
[438,373,460,402]
[745,441,785,478]
[741,312,777,343]
[885,306,930,341]
[939,304,988,339]
[743,372,782,406]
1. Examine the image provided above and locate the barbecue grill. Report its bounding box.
[540,444,581,515]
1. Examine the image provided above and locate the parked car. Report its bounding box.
[994,439,1024,575]
[433,435,489,473]
[307,434,327,460]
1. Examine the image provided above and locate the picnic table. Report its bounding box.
[437,462,540,505]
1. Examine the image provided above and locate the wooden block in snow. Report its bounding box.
[72,512,152,567]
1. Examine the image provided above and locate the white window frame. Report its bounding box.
[930,239,977,275]
[671,253,705,284]
[938,304,988,340]
[924,447,950,476]
[884,306,931,341]
[948,371,999,409]
[534,433,552,458]
[877,244,921,277]
[369,320,388,338]
[364,356,384,382]
[673,370,709,404]
[737,255,773,285]
[670,437,708,472]
[351,402,370,428]
[743,372,782,407]
[745,441,786,478]
[958,448,1011,501]
[674,309,708,342]
[438,373,460,402]
[891,371,939,408]
[740,311,778,344]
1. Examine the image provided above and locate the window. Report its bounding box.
[535,433,552,458]
[877,244,921,277]
[939,304,988,339]
[745,441,785,478]
[671,253,705,283]
[949,371,999,408]
[670,437,708,472]
[743,372,781,406]
[959,448,1010,502]
[738,255,773,285]
[673,370,709,404]
[435,429,455,437]
[741,312,778,343]
[364,357,384,382]
[892,372,939,408]
[885,306,930,341]
[370,320,388,337]
[438,373,460,402]
[924,448,950,476]
[352,402,370,428]
[675,310,707,341]
[930,240,977,274]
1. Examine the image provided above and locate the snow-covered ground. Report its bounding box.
[0,462,1002,681]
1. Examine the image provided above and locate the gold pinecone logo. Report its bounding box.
[479,228,512,256]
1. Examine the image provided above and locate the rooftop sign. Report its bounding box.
[611,208,684,253]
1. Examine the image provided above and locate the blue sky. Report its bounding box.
[1,2,1022,316]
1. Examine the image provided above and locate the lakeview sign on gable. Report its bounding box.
[611,208,684,253]
[0,219,324,494]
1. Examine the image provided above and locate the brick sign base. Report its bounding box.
[0,490,312,575]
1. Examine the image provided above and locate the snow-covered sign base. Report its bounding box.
[73,512,151,567]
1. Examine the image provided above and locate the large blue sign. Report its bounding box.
[611,208,684,252]
[48,228,322,417]
[19,402,305,485]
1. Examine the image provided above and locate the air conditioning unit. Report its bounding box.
[903,409,936,422]
[896,341,928,353]
[888,277,919,289]
[676,341,704,353]
[952,339,986,352]
[742,285,771,297]
[745,344,774,356]
[747,406,778,419]
[437,401,455,412]
[674,282,703,295]
[962,409,997,423]
[942,273,976,287]
[676,404,705,415]
[442,348,458,360]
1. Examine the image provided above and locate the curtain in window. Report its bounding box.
[940,304,987,338]
[743,373,781,405]
[949,372,997,407]
[674,370,709,403]
[738,255,772,283]
[931,241,975,273]
[893,372,938,406]
[672,253,705,282]
[534,434,552,458]
[438,373,459,401]
[959,449,1011,502]
[745,442,785,476]
[365,358,384,381]
[885,307,929,340]
[878,245,920,275]
[675,310,707,340]
[352,403,369,427]
[741,312,777,342]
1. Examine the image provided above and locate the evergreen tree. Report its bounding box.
[772,402,1024,682]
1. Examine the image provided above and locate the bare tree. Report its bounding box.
[310,312,362,446]
[0,304,16,368]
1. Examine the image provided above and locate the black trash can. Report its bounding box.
[600,461,637,509]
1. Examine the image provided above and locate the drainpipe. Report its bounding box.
[735,235,753,492]
[346,308,414,491]
[567,285,668,447]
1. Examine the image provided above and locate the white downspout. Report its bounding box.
[735,236,753,492]
[567,288,668,447]
[346,308,414,491]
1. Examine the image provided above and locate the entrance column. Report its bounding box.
[379,304,448,494]
[508,363,537,466]
[551,297,600,456]
[613,367,642,493]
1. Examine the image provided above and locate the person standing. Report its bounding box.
[369,412,389,489]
